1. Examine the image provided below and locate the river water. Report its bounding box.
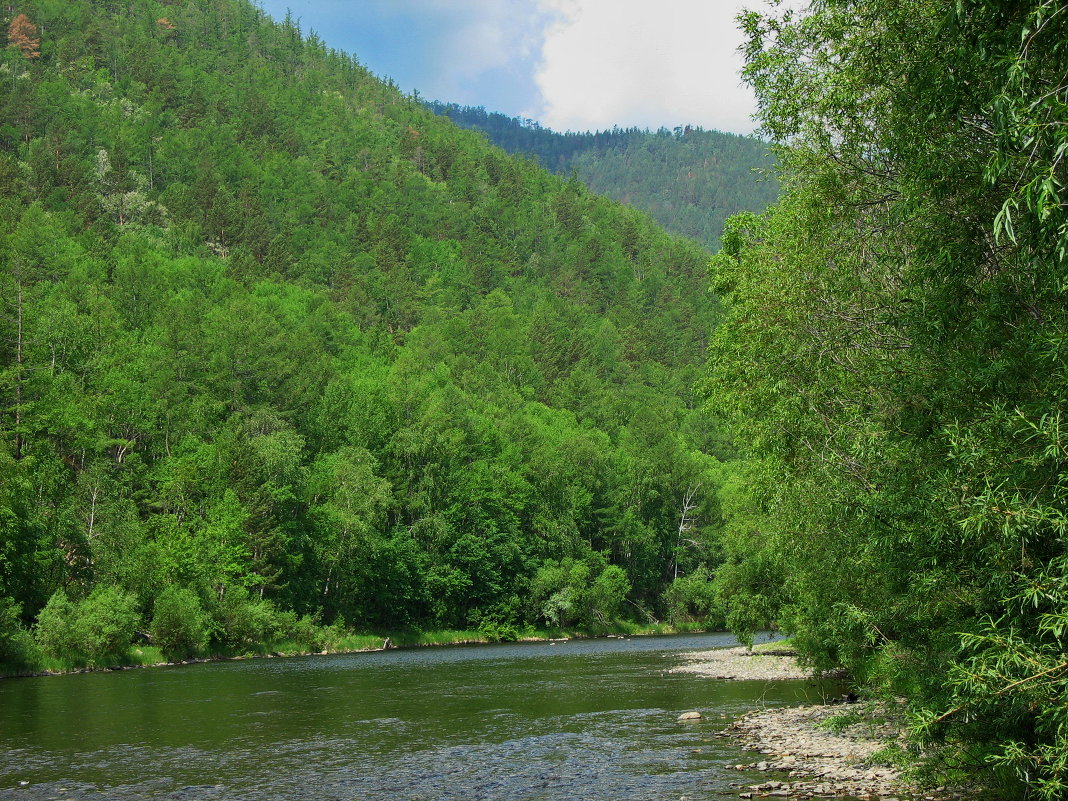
[0,633,833,801]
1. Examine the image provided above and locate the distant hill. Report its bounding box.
[427,102,778,250]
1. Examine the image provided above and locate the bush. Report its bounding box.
[474,614,522,642]
[0,596,40,671]
[272,609,339,651]
[587,565,630,625]
[151,586,208,661]
[73,585,139,665]
[530,556,632,629]
[469,597,524,642]
[662,565,723,626]
[36,586,139,666]
[34,590,79,660]
[206,585,277,649]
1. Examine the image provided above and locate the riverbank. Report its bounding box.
[724,703,922,799]
[1,621,715,679]
[682,645,962,799]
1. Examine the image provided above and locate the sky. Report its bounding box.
[254,0,776,135]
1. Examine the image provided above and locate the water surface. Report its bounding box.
[0,633,836,800]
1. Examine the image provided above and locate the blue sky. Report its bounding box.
[254,1,771,135]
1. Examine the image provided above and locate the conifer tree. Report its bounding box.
[7,14,40,59]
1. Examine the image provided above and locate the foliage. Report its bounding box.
[32,591,78,661]
[705,0,1068,796]
[150,586,208,661]
[6,14,40,59]
[529,556,631,629]
[816,709,863,735]
[205,586,279,650]
[662,564,725,627]
[35,586,138,666]
[271,608,342,651]
[0,595,39,670]
[474,613,525,643]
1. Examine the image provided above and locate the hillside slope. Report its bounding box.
[0,0,727,659]
[428,102,778,250]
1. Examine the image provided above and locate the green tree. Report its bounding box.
[529,555,631,629]
[0,0,725,668]
[0,596,39,670]
[35,586,139,666]
[705,0,1068,795]
[151,585,208,661]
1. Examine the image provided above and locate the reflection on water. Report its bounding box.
[0,633,836,801]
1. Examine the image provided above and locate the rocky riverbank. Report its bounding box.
[669,645,823,681]
[672,646,962,799]
[723,703,924,799]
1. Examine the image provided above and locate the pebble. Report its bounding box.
[724,703,965,800]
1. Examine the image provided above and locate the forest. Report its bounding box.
[705,0,1068,797]
[2,0,1065,798]
[427,101,778,250]
[0,0,738,672]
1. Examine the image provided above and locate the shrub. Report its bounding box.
[474,615,521,642]
[206,585,277,649]
[151,586,208,661]
[34,590,79,660]
[662,565,723,626]
[587,564,630,625]
[36,586,139,667]
[0,596,40,671]
[272,609,328,651]
[72,585,139,665]
[530,556,632,629]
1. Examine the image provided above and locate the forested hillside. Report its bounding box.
[706,1,1068,797]
[0,0,728,670]
[427,102,777,250]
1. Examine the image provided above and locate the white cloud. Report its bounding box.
[530,0,763,134]
[433,1,541,77]
[380,0,560,103]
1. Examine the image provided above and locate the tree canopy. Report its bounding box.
[705,0,1068,796]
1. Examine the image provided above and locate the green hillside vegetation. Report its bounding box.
[0,0,729,672]
[427,102,778,250]
[706,1,1068,797]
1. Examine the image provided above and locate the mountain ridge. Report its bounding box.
[427,101,778,250]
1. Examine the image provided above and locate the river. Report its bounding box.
[1,633,831,800]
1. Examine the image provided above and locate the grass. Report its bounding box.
[13,644,169,675]
[361,621,720,650]
[386,628,489,647]
[868,742,914,770]
[751,636,795,653]
[817,709,864,734]
[333,633,391,651]
[817,701,897,742]
[129,645,166,664]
